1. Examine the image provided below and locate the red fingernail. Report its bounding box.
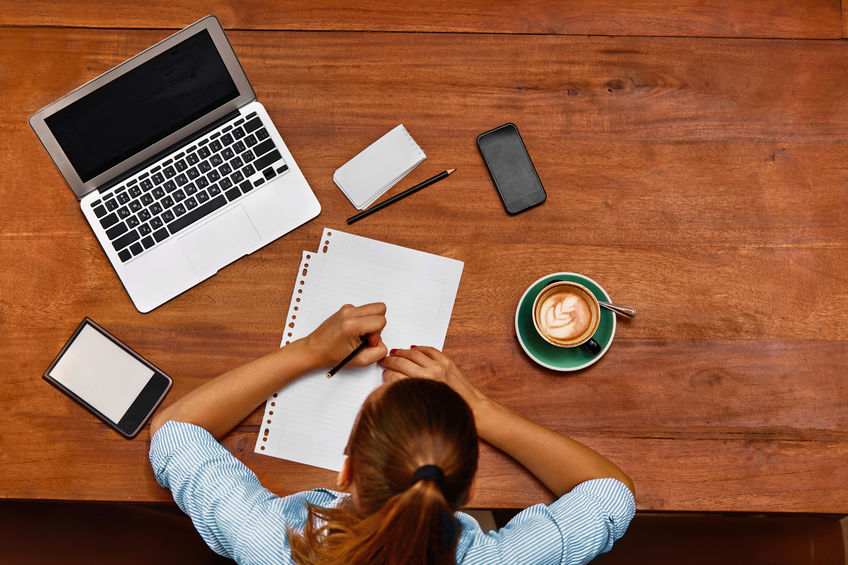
[390,349,397,354]
[410,345,417,349]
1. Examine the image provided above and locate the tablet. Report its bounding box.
[44,318,172,438]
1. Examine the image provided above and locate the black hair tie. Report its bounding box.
[412,464,445,489]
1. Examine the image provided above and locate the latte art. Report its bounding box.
[539,291,592,341]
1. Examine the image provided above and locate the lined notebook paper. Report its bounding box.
[255,228,463,470]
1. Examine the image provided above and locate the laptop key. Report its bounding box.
[231,156,243,170]
[167,194,227,236]
[174,203,186,216]
[244,117,262,133]
[129,200,142,212]
[187,167,199,180]
[141,179,154,191]
[199,160,212,174]
[220,177,233,190]
[240,180,253,194]
[112,228,139,251]
[174,189,186,201]
[243,164,256,177]
[220,163,232,176]
[161,196,174,208]
[276,164,289,175]
[244,134,257,147]
[221,133,234,146]
[175,159,187,172]
[99,212,118,229]
[118,249,132,262]
[233,140,246,153]
[130,242,143,255]
[210,140,222,153]
[233,126,245,139]
[127,216,140,228]
[208,170,221,182]
[105,198,118,211]
[152,172,164,184]
[175,173,188,186]
[197,190,210,204]
[151,203,163,215]
[129,185,142,198]
[185,196,198,210]
[141,236,155,249]
[262,167,276,181]
[222,147,235,160]
[253,138,274,158]
[153,227,169,243]
[256,127,269,140]
[138,223,151,236]
[198,146,211,159]
[187,153,199,165]
[151,216,163,229]
[141,194,153,206]
[196,177,209,189]
[118,207,130,219]
[231,171,244,184]
[118,192,130,205]
[254,149,282,172]
[162,210,175,223]
[225,187,241,201]
[242,150,255,163]
[164,166,176,178]
[208,183,221,196]
[138,209,151,222]
[163,180,176,192]
[210,154,223,167]
[106,221,128,240]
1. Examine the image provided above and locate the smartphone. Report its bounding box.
[43,318,172,438]
[477,123,547,214]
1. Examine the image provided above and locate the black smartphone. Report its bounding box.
[43,318,172,438]
[477,123,547,214]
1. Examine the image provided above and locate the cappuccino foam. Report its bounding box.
[538,291,592,342]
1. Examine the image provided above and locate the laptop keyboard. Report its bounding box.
[89,112,289,263]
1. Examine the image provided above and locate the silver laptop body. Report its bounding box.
[30,16,320,312]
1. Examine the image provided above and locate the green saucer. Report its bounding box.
[514,273,616,371]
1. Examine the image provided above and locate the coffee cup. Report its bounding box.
[532,280,602,354]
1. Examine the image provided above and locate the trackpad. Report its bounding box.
[178,206,261,275]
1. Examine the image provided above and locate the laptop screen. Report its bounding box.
[44,29,239,183]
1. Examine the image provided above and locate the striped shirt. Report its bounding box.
[150,421,635,564]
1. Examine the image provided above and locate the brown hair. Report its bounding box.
[289,378,479,565]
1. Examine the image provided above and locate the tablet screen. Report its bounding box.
[48,324,154,424]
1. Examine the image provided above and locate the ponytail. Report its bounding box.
[289,379,477,565]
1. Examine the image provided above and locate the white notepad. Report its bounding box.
[255,228,463,470]
[333,125,426,210]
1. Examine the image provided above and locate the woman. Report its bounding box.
[149,303,635,564]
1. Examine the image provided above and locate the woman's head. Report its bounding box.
[346,377,478,512]
[290,378,478,565]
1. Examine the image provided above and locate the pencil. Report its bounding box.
[346,168,456,224]
[326,338,369,379]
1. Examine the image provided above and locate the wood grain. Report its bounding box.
[1,25,847,513]
[0,0,841,39]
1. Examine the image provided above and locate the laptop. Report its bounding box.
[30,16,321,313]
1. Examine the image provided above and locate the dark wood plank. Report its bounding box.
[2,27,847,513]
[0,0,841,39]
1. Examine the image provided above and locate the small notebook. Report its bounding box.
[255,228,463,471]
[333,125,426,210]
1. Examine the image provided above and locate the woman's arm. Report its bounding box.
[150,303,388,440]
[379,347,634,497]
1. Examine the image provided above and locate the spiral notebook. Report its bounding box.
[255,228,463,470]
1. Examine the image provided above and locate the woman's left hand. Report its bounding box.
[302,303,388,368]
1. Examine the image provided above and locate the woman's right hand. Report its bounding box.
[379,346,489,415]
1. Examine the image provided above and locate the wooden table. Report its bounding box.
[2,1,846,513]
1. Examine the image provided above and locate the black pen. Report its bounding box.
[347,168,456,224]
[326,338,369,379]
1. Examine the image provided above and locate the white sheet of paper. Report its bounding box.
[256,229,463,470]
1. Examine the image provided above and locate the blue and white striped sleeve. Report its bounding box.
[457,478,635,565]
[149,421,296,564]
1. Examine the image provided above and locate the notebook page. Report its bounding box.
[256,229,463,471]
